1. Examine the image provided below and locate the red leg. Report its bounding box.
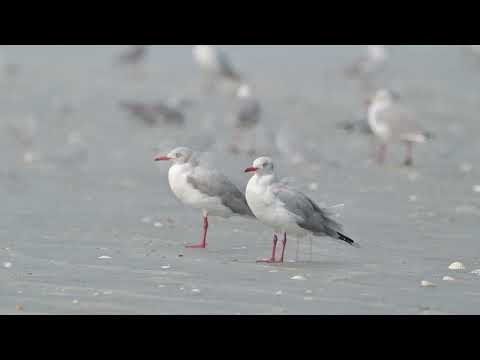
[257,235,278,263]
[186,216,208,249]
[279,233,287,263]
[404,142,413,167]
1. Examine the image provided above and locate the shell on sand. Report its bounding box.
[421,280,436,288]
[448,262,466,271]
[290,275,307,281]
[442,276,455,281]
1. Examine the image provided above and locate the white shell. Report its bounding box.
[290,275,306,281]
[98,256,112,260]
[442,276,455,281]
[421,280,436,288]
[275,290,283,296]
[473,185,480,193]
[3,262,12,269]
[471,269,480,276]
[448,262,466,271]
[161,265,171,270]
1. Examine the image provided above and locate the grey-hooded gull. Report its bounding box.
[192,45,242,84]
[244,157,358,264]
[367,89,432,166]
[116,45,149,65]
[119,97,193,126]
[346,45,389,78]
[155,147,254,249]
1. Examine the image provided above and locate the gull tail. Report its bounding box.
[336,232,360,248]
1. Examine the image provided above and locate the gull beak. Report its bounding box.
[155,156,172,162]
[244,167,257,173]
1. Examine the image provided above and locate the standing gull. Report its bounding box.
[245,157,358,264]
[346,45,389,78]
[228,84,263,155]
[192,45,242,91]
[119,97,193,126]
[367,89,431,166]
[116,45,149,65]
[155,147,254,248]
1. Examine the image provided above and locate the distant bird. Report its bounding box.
[367,89,432,166]
[155,147,254,249]
[192,46,242,90]
[119,97,193,126]
[245,157,358,264]
[116,45,148,65]
[233,84,261,129]
[346,45,389,78]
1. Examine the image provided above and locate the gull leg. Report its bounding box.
[186,216,208,249]
[279,233,288,263]
[404,142,414,167]
[257,235,278,263]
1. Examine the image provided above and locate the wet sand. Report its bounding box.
[1,45,480,314]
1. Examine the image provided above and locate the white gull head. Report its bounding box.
[245,157,275,177]
[156,146,195,165]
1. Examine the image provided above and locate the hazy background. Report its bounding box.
[1,45,479,314]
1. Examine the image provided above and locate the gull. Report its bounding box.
[367,89,432,166]
[233,84,261,130]
[244,157,358,263]
[116,45,149,65]
[119,97,193,126]
[155,147,254,248]
[227,84,263,155]
[346,45,389,78]
[192,45,242,90]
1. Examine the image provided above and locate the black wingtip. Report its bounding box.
[337,232,359,248]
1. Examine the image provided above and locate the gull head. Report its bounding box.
[237,84,252,99]
[245,157,274,176]
[155,147,194,165]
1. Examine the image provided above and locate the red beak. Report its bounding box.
[155,156,172,162]
[244,167,257,173]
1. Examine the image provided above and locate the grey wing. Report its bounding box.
[217,50,240,80]
[187,169,254,217]
[274,186,342,237]
[378,105,425,141]
[236,99,261,129]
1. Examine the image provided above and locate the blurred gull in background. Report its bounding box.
[227,84,265,155]
[119,97,194,127]
[193,45,242,93]
[116,45,149,66]
[346,45,389,78]
[367,89,432,166]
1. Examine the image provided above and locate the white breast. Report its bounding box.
[246,176,305,236]
[168,164,233,217]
